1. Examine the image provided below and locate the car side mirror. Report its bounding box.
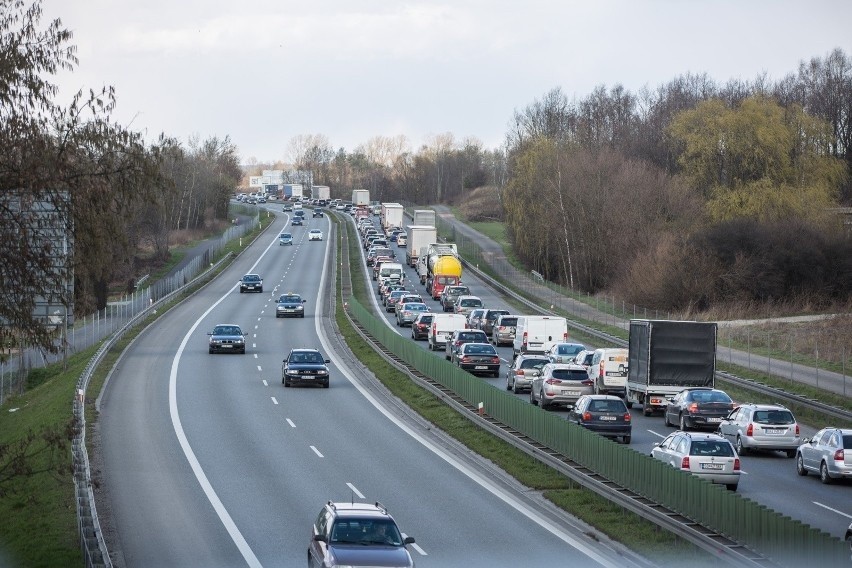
[313,534,326,543]
[302,300,307,303]
[403,536,415,545]
[324,359,331,364]
[207,332,212,336]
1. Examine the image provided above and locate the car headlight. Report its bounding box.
[286,369,300,375]
[295,305,304,310]
[317,369,328,375]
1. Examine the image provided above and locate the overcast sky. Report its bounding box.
[45,1,852,164]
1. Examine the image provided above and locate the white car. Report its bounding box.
[308,229,323,241]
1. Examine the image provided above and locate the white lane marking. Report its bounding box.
[262,380,268,387]
[411,543,427,556]
[814,502,852,519]
[346,483,365,499]
[252,343,257,348]
[310,446,324,458]
[271,397,278,405]
[257,317,261,321]
[286,418,296,428]
[648,430,666,439]
[254,354,258,359]
[167,228,286,568]
[257,366,262,371]
[314,221,616,568]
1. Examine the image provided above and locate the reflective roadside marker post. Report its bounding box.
[478,402,484,416]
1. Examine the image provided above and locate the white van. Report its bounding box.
[512,316,568,359]
[589,348,629,397]
[377,262,404,287]
[427,313,467,352]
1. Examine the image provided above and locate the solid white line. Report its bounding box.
[313,219,617,568]
[286,418,296,428]
[346,482,365,499]
[647,429,666,439]
[310,446,324,458]
[262,380,268,387]
[411,543,427,556]
[271,397,278,405]
[167,228,284,568]
[814,501,852,519]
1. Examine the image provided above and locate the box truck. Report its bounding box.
[405,225,438,267]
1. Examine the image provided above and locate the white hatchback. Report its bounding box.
[308,229,323,241]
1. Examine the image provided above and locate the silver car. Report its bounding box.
[505,354,550,394]
[545,342,587,364]
[795,427,852,484]
[651,431,741,491]
[717,404,801,457]
[529,363,593,410]
[395,302,430,327]
[491,314,518,346]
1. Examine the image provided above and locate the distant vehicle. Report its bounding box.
[308,501,415,568]
[567,395,632,444]
[292,216,303,226]
[439,285,470,312]
[281,348,330,388]
[445,328,489,362]
[309,229,323,241]
[239,274,263,293]
[663,388,734,431]
[427,313,467,351]
[651,431,740,491]
[512,315,568,359]
[313,208,324,217]
[545,342,587,364]
[207,324,246,354]
[384,290,409,312]
[795,427,852,483]
[530,363,593,409]
[276,293,306,318]
[453,295,483,316]
[717,403,801,457]
[410,313,434,341]
[282,203,293,212]
[588,347,629,397]
[395,302,430,327]
[491,314,518,347]
[466,308,487,330]
[572,349,595,372]
[396,233,407,247]
[480,309,510,335]
[279,232,293,246]
[453,342,500,377]
[505,354,550,394]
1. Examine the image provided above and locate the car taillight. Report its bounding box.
[734,458,741,471]
[688,403,699,413]
[545,379,561,385]
[522,331,528,348]
[581,379,593,386]
[514,369,525,376]
[623,413,631,422]
[746,423,753,436]
[431,323,436,334]
[582,412,592,421]
[795,424,799,436]
[599,366,604,379]
[680,456,690,469]
[562,332,568,342]
[834,449,845,461]
[490,357,500,364]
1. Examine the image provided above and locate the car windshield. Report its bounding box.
[459,299,482,307]
[753,410,795,425]
[406,304,427,311]
[499,317,517,326]
[417,315,433,323]
[459,332,484,340]
[551,368,588,381]
[291,352,324,364]
[691,390,732,403]
[589,399,627,412]
[520,359,548,369]
[558,345,584,355]
[280,233,291,238]
[465,345,496,355]
[689,440,735,457]
[243,275,260,282]
[330,519,402,546]
[279,295,301,303]
[213,326,240,335]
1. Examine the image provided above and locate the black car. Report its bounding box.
[567,395,632,444]
[453,342,501,377]
[308,501,415,568]
[411,313,434,340]
[207,323,246,354]
[282,348,330,388]
[276,293,306,318]
[292,216,303,226]
[664,388,735,431]
[239,274,263,293]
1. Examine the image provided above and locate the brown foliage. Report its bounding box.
[457,186,503,222]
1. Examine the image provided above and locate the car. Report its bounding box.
[795,427,852,483]
[207,323,246,354]
[279,232,293,246]
[410,313,434,340]
[445,328,489,361]
[398,294,423,305]
[453,342,501,377]
[282,348,330,388]
[480,309,510,335]
[454,295,483,316]
[717,403,801,457]
[664,388,735,431]
[371,257,394,280]
[276,293,307,318]
[396,233,407,247]
[308,501,415,568]
[491,314,518,346]
[572,349,595,372]
[530,363,594,409]
[545,342,587,364]
[568,395,632,444]
[466,308,487,330]
[440,285,471,312]
[309,229,323,241]
[239,273,263,293]
[380,283,406,302]
[651,431,741,491]
[384,290,409,312]
[292,215,304,226]
[313,208,324,217]
[395,302,430,327]
[505,354,550,394]
[257,195,267,203]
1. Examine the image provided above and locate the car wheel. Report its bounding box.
[663,411,672,427]
[506,377,513,391]
[796,453,808,476]
[785,449,796,459]
[492,370,500,378]
[540,392,549,410]
[726,484,738,492]
[820,461,833,484]
[240,348,245,354]
[209,348,214,354]
[239,288,244,293]
[530,389,538,406]
[512,380,521,395]
[679,414,688,431]
[323,381,329,389]
[622,435,631,444]
[735,436,748,455]
[642,405,652,417]
[300,314,304,318]
[283,378,290,387]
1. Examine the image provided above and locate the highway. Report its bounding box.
[95,209,641,567]
[354,212,852,543]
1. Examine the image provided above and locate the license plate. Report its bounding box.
[562,390,580,396]
[474,366,488,370]
[764,429,783,435]
[439,332,450,339]
[221,345,232,348]
[707,417,722,423]
[599,416,616,421]
[701,463,723,470]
